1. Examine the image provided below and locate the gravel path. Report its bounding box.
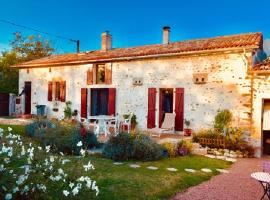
[172,158,267,200]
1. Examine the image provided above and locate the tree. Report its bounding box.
[0,32,54,94]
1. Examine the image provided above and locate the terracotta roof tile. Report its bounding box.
[253,58,270,72]
[14,32,263,68]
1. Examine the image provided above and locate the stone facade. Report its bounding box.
[19,51,255,132]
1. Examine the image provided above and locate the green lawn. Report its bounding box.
[0,124,232,200]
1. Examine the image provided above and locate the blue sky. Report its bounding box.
[1,0,270,53]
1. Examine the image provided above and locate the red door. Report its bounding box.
[24,82,31,114]
[147,88,156,128]
[175,88,184,131]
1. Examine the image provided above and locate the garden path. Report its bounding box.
[172,158,266,200]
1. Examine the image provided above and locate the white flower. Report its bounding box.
[0,131,3,138]
[8,127,12,132]
[9,140,14,145]
[86,179,92,188]
[0,127,4,133]
[60,152,64,156]
[77,141,83,147]
[22,185,29,193]
[69,182,74,189]
[5,193,12,200]
[72,186,79,196]
[49,156,55,163]
[13,187,19,193]
[9,170,13,174]
[63,190,70,196]
[80,149,86,157]
[61,159,71,165]
[77,176,85,182]
[21,146,25,156]
[83,161,95,171]
[38,146,42,150]
[58,168,64,174]
[45,145,50,153]
[0,164,5,172]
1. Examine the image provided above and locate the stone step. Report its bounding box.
[192,147,208,155]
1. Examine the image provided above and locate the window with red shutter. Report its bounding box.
[81,88,87,118]
[87,68,93,85]
[147,88,156,128]
[108,88,116,115]
[175,88,184,131]
[48,81,53,101]
[60,81,66,102]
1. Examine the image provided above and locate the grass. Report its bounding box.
[0,124,25,135]
[0,124,232,200]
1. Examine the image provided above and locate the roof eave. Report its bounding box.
[12,45,260,69]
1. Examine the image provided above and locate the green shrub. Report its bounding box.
[103,133,164,161]
[132,134,164,161]
[25,120,56,137]
[103,133,134,161]
[177,140,193,154]
[162,142,177,158]
[214,109,232,132]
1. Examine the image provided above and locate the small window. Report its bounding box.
[55,82,61,100]
[96,64,106,84]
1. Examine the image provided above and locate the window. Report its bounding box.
[48,81,66,102]
[87,64,112,85]
[55,82,61,100]
[96,64,106,84]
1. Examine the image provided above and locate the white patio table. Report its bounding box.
[251,172,270,200]
[88,115,116,136]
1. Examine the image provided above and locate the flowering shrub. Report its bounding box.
[162,142,177,158]
[0,127,99,200]
[25,120,56,138]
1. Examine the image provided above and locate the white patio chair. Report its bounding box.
[149,113,176,137]
[121,113,133,134]
[106,115,120,136]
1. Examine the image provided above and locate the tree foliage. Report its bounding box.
[0,32,54,94]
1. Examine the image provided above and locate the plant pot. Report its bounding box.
[52,108,59,112]
[178,147,188,156]
[184,128,192,136]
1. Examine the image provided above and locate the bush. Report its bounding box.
[103,133,134,161]
[64,101,72,119]
[25,120,56,137]
[214,109,232,132]
[193,129,225,143]
[26,120,99,155]
[177,140,193,155]
[103,133,164,161]
[132,134,164,161]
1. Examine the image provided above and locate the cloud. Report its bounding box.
[0,42,10,53]
[263,39,270,56]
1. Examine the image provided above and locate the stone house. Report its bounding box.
[13,27,268,156]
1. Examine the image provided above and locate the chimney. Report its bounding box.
[101,31,112,51]
[163,26,170,44]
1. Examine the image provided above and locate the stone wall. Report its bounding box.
[19,51,253,132]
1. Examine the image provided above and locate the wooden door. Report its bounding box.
[24,82,31,114]
[0,93,9,116]
[175,88,184,131]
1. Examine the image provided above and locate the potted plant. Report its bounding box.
[123,113,137,131]
[184,119,192,136]
[52,101,59,112]
[177,140,191,156]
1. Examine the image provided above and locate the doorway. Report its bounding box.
[159,88,174,127]
[24,82,31,114]
[91,88,109,116]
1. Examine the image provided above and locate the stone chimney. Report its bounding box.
[163,26,170,44]
[101,31,112,51]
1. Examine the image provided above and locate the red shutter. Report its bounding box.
[105,65,112,84]
[159,89,163,128]
[147,88,156,128]
[87,68,93,85]
[60,81,66,102]
[108,88,116,116]
[48,81,52,101]
[81,88,87,118]
[175,88,184,131]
